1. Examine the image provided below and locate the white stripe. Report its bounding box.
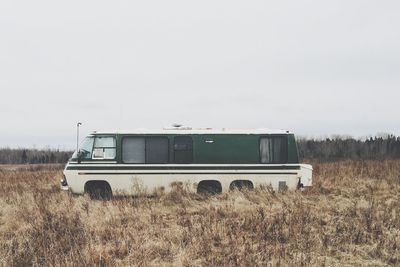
[67,163,300,167]
[76,161,118,164]
[73,170,298,174]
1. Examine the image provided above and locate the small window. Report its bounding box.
[174,136,193,164]
[146,137,169,163]
[122,137,145,163]
[260,136,288,164]
[92,136,116,159]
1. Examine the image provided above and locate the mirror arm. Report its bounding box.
[77,149,81,164]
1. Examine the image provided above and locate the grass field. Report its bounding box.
[0,161,399,266]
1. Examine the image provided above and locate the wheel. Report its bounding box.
[86,182,112,200]
[197,180,222,194]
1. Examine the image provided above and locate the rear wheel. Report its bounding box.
[229,180,254,191]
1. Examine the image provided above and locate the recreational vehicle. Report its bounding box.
[61,127,312,198]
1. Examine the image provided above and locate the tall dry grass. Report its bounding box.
[0,161,399,266]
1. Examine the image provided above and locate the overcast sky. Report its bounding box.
[1,0,399,149]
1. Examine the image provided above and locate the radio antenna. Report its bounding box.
[76,122,82,153]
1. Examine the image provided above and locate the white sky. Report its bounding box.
[1,0,399,149]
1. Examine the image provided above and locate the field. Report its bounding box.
[0,161,399,266]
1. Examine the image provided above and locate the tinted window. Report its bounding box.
[122,137,145,163]
[260,136,288,163]
[174,136,193,163]
[93,136,116,159]
[146,137,169,163]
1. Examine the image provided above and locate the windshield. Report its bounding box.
[72,136,95,159]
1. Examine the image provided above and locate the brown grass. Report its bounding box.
[0,161,399,266]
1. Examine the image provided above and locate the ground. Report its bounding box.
[0,161,399,266]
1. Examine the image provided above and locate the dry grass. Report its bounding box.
[0,161,399,266]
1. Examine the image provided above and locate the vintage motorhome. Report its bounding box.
[61,127,312,198]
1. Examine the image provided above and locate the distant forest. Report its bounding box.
[0,149,72,164]
[0,135,400,164]
[297,135,400,161]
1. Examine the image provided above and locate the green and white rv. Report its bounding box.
[61,127,312,198]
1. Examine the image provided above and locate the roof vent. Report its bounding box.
[164,124,192,130]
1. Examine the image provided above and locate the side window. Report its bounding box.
[174,136,193,164]
[146,137,169,163]
[122,137,145,163]
[260,136,288,164]
[122,137,169,164]
[92,136,116,159]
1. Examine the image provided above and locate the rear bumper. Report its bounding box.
[299,164,313,187]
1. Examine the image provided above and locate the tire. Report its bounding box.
[197,181,222,194]
[229,180,254,191]
[86,182,112,200]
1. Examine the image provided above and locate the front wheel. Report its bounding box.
[85,182,112,200]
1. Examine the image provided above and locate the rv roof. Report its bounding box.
[91,128,291,135]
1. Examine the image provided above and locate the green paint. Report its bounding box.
[72,133,300,164]
[192,134,259,163]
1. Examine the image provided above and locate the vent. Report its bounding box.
[278,181,287,192]
[164,124,192,130]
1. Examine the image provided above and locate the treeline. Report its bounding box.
[298,135,400,161]
[0,149,73,164]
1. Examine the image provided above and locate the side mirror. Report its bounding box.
[77,150,82,164]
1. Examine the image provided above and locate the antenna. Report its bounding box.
[76,122,82,153]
